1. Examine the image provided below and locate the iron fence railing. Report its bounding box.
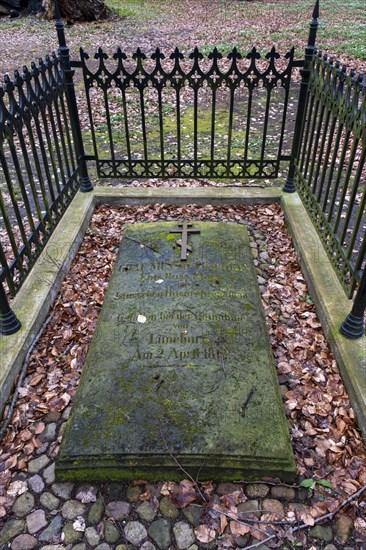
[1,0,366,339]
[0,55,80,333]
[294,52,366,337]
[79,45,298,180]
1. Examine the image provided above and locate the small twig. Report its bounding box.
[243,483,366,550]
[240,388,255,416]
[159,426,208,503]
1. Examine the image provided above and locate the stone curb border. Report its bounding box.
[1,186,365,442]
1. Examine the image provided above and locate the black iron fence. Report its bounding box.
[294,52,366,337]
[1,0,366,338]
[79,45,298,180]
[0,55,80,334]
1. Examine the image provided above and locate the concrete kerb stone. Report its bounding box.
[0,185,364,443]
[281,192,366,441]
[0,191,95,415]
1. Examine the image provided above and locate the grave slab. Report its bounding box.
[57,222,296,481]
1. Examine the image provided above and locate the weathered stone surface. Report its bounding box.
[309,525,333,542]
[105,501,130,520]
[52,482,74,499]
[148,518,171,549]
[124,521,147,545]
[262,499,285,517]
[11,534,38,550]
[216,482,239,495]
[88,498,105,524]
[28,475,45,494]
[39,514,63,542]
[334,514,354,544]
[126,484,142,502]
[237,499,260,518]
[183,504,202,527]
[28,455,50,474]
[270,485,296,501]
[43,463,56,484]
[40,492,60,511]
[26,509,47,534]
[159,496,180,520]
[57,223,295,481]
[0,520,25,544]
[42,423,57,442]
[137,501,157,522]
[12,492,35,517]
[104,521,120,544]
[85,526,101,546]
[62,523,82,544]
[245,484,269,498]
[173,521,195,549]
[140,543,156,550]
[61,500,87,520]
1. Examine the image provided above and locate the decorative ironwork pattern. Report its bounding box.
[295,52,366,297]
[80,46,296,179]
[0,54,79,297]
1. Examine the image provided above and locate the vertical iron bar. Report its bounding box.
[103,87,116,170]
[243,87,253,174]
[333,137,359,234]
[344,146,366,255]
[317,115,337,202]
[321,122,344,212]
[307,103,326,191]
[139,87,148,176]
[54,0,92,192]
[298,91,315,174]
[341,263,366,338]
[313,108,331,199]
[0,241,16,296]
[193,87,198,174]
[283,0,319,192]
[157,87,165,176]
[0,184,21,274]
[121,87,133,175]
[276,84,290,171]
[326,130,351,224]
[176,87,182,175]
[260,88,271,173]
[0,279,21,335]
[210,86,216,171]
[226,86,235,176]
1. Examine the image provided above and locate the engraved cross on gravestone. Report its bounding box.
[170,220,200,260]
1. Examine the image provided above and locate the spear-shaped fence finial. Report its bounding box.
[308,0,320,48]
[54,0,66,49]
[54,0,61,21]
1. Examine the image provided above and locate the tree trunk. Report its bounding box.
[42,0,109,23]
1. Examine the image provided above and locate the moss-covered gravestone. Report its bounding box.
[57,221,296,481]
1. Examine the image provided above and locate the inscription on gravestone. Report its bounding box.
[57,222,296,481]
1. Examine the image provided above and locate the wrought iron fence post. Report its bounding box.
[0,281,21,335]
[54,0,92,192]
[283,0,319,193]
[340,269,366,339]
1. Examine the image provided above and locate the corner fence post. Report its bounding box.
[0,281,21,335]
[341,269,366,339]
[54,0,92,192]
[283,0,319,193]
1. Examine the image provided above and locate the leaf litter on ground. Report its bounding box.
[0,202,365,548]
